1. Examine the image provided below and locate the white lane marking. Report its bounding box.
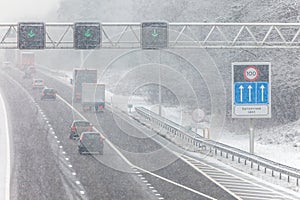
[134,165,217,200]
[57,94,216,200]
[179,155,242,200]
[182,155,297,200]
[0,93,10,200]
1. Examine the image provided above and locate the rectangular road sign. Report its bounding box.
[18,22,45,49]
[232,62,271,118]
[74,22,101,49]
[141,22,168,49]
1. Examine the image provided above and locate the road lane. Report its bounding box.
[32,70,237,199]
[0,89,10,200]
[4,68,238,199]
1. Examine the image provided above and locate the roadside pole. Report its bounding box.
[158,50,162,116]
[249,118,254,154]
[232,62,271,155]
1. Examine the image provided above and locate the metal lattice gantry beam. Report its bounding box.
[1,22,300,49]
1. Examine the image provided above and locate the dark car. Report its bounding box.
[78,132,104,155]
[41,88,57,100]
[70,120,93,139]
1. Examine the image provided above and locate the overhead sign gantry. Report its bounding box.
[1,22,300,49]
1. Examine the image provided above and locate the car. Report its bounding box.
[69,120,93,140]
[78,132,104,155]
[23,70,32,79]
[32,79,45,89]
[41,88,56,100]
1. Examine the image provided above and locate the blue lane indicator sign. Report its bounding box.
[232,62,271,118]
[257,82,268,104]
[234,82,268,104]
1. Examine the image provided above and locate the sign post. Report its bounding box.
[232,62,271,154]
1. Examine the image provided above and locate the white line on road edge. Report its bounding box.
[134,166,217,200]
[180,155,298,200]
[57,94,216,200]
[0,93,10,200]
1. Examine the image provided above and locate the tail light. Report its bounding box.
[98,105,103,109]
[79,134,84,141]
[71,126,76,131]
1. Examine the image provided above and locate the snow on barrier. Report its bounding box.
[135,106,300,186]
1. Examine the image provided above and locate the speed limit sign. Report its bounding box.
[244,66,259,81]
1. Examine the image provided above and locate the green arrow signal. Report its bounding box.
[84,29,91,38]
[28,30,35,38]
[152,29,158,37]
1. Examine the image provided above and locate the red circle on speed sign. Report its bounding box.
[244,66,259,81]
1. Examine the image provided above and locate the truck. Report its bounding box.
[81,83,105,112]
[72,68,97,102]
[20,52,35,71]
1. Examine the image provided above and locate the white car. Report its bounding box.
[32,79,45,89]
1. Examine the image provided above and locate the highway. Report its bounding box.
[1,67,299,200]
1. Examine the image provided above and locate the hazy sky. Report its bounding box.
[0,0,61,22]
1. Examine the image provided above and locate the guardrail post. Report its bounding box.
[232,155,234,161]
[288,176,290,183]
[238,157,240,163]
[297,178,299,186]
[244,160,247,165]
[226,152,228,158]
[251,161,253,168]
[279,173,282,180]
[272,170,274,177]
[257,165,260,171]
[264,167,267,173]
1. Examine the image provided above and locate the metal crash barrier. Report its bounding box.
[135,106,300,186]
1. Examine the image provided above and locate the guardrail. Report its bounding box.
[135,106,300,186]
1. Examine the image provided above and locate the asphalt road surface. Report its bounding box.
[0,67,237,200]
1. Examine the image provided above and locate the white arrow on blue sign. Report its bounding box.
[234,82,268,104]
